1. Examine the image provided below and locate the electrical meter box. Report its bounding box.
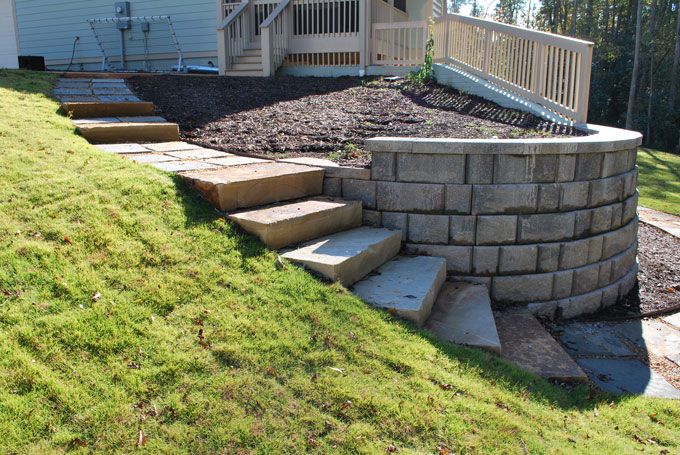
[115,2,131,30]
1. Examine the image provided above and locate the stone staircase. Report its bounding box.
[54,76,587,383]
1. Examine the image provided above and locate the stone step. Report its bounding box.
[426,282,501,354]
[76,121,180,144]
[181,162,325,212]
[60,101,156,119]
[229,197,362,249]
[351,256,447,326]
[494,310,587,381]
[281,226,402,286]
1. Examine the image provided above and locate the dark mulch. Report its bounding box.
[128,75,582,167]
[599,222,680,318]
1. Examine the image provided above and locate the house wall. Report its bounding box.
[0,0,19,68]
[14,0,218,71]
[405,0,431,21]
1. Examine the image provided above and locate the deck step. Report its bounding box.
[60,101,156,119]
[243,48,262,56]
[494,310,587,381]
[231,63,263,71]
[352,256,447,326]
[235,55,263,64]
[228,197,362,249]
[76,121,180,143]
[223,70,266,77]
[181,162,324,212]
[281,226,402,286]
[426,282,501,353]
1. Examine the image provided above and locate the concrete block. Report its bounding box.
[449,215,476,245]
[559,239,590,269]
[363,210,382,227]
[589,175,623,206]
[623,170,637,197]
[471,184,538,214]
[371,152,396,180]
[572,263,601,295]
[574,153,603,180]
[560,181,589,210]
[281,227,401,286]
[76,121,180,144]
[376,182,444,212]
[598,260,613,287]
[538,243,561,272]
[494,155,528,183]
[324,166,371,180]
[445,185,472,214]
[518,212,575,242]
[601,150,630,177]
[602,221,635,259]
[574,209,592,237]
[323,177,342,197]
[407,214,449,244]
[466,154,494,184]
[381,212,408,235]
[351,256,447,326]
[538,184,560,212]
[529,154,559,182]
[612,245,636,280]
[591,205,613,234]
[552,270,574,299]
[404,244,472,273]
[492,273,554,303]
[556,154,576,182]
[228,197,361,249]
[610,203,623,229]
[558,290,602,319]
[601,283,620,307]
[472,246,499,274]
[397,153,465,183]
[627,148,638,170]
[622,193,638,224]
[618,261,638,299]
[587,235,604,263]
[527,301,558,319]
[476,215,517,245]
[342,179,376,209]
[499,245,538,274]
[426,283,501,353]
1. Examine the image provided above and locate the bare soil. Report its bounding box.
[128,75,582,167]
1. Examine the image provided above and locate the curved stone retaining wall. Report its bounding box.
[323,125,642,319]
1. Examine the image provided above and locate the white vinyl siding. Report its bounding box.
[0,0,19,68]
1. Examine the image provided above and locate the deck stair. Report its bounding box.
[224,48,264,77]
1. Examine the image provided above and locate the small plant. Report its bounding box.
[328,143,368,162]
[408,19,435,85]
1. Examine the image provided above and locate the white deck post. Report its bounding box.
[443,0,450,61]
[360,0,368,69]
[262,26,273,76]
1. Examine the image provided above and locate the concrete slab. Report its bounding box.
[165,149,232,160]
[116,116,167,123]
[98,95,141,102]
[279,157,340,168]
[576,358,680,398]
[663,312,680,329]
[152,160,219,173]
[143,142,202,153]
[281,226,401,286]
[54,88,93,96]
[92,87,132,95]
[60,101,156,119]
[638,206,680,238]
[351,256,447,326]
[73,118,122,125]
[180,162,324,212]
[229,197,362,250]
[495,311,587,381]
[126,154,179,164]
[426,282,501,353]
[558,322,634,356]
[57,96,101,103]
[616,320,680,359]
[76,122,180,144]
[204,156,269,167]
[94,143,151,154]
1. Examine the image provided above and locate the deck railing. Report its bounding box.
[218,0,253,72]
[372,21,427,66]
[261,0,292,75]
[434,14,594,123]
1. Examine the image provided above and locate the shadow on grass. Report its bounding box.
[639,148,680,182]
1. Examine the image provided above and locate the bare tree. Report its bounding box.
[626,0,644,130]
[670,1,680,119]
[646,0,656,143]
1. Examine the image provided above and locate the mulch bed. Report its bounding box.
[128,75,582,167]
[599,222,680,318]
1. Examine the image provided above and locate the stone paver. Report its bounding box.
[351,256,446,326]
[665,312,680,329]
[126,154,178,164]
[165,149,232,160]
[495,310,587,381]
[205,156,269,167]
[94,143,151,154]
[54,78,139,103]
[144,141,202,153]
[558,319,680,398]
[426,282,501,353]
[281,226,401,286]
[638,206,680,238]
[151,160,219,173]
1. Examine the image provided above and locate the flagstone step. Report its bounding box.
[181,162,324,212]
[426,282,501,353]
[351,255,447,326]
[60,101,156,119]
[228,197,362,249]
[281,226,402,286]
[494,310,587,381]
[76,121,180,144]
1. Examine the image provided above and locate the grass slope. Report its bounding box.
[0,70,678,454]
[636,148,680,215]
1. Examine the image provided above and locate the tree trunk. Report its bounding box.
[669,1,680,115]
[646,0,656,144]
[626,0,644,130]
[572,0,578,35]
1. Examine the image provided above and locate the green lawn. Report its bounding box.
[636,148,680,215]
[1,69,679,454]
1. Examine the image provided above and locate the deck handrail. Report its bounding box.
[218,0,250,30]
[217,0,252,73]
[261,0,290,28]
[261,0,292,76]
[434,13,594,123]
